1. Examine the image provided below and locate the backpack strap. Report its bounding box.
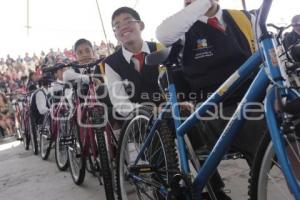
[227,9,256,53]
[95,62,106,83]
[98,62,105,75]
[156,43,164,51]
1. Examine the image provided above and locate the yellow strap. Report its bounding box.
[227,10,256,53]
[95,62,106,83]
[98,62,105,75]
[155,43,164,51]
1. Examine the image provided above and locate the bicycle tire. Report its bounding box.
[116,107,179,200]
[249,131,300,199]
[40,114,52,160]
[30,117,39,155]
[67,119,86,185]
[22,118,30,150]
[93,109,115,200]
[55,119,69,171]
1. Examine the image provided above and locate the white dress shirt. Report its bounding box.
[63,68,89,83]
[34,87,49,115]
[105,41,151,117]
[156,0,258,47]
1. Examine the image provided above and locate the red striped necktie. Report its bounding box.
[132,52,145,73]
[207,17,225,32]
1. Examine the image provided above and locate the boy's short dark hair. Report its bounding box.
[111,7,141,24]
[74,38,93,52]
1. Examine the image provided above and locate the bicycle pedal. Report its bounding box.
[223,152,243,160]
[129,164,154,174]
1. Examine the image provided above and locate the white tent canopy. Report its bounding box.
[0,0,298,58]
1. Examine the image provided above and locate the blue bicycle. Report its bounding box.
[115,0,300,199]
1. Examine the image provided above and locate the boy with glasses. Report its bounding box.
[105,7,163,117]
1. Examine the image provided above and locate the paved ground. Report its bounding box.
[0,138,251,200]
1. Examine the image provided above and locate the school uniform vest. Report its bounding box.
[183,10,253,101]
[104,42,161,104]
[30,89,49,124]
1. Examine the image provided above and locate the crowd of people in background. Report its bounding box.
[0,40,115,138]
[0,40,115,94]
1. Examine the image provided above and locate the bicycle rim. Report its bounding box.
[67,121,85,185]
[257,135,300,200]
[40,119,51,160]
[55,120,68,170]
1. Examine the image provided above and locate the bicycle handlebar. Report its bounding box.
[257,0,273,36]
[42,58,104,73]
[267,23,291,31]
[267,23,291,45]
[66,58,103,69]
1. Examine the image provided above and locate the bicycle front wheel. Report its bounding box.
[55,118,69,171]
[67,119,86,185]
[93,109,115,200]
[22,117,30,150]
[249,133,300,200]
[116,108,179,200]
[40,114,52,160]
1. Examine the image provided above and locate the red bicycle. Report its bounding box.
[52,59,117,200]
[38,74,69,170]
[17,92,33,151]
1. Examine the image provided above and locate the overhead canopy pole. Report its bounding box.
[95,0,111,55]
[242,0,247,10]
[25,0,31,36]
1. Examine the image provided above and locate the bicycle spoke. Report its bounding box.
[285,136,300,163]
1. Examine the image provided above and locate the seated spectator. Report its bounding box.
[283,15,300,49]
[6,55,14,68]
[0,92,14,137]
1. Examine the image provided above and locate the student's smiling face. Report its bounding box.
[112,13,144,45]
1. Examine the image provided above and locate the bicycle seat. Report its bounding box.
[145,47,171,66]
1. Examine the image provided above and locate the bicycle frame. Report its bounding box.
[22,93,32,138]
[134,6,300,200]
[72,75,104,160]
[49,93,69,141]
